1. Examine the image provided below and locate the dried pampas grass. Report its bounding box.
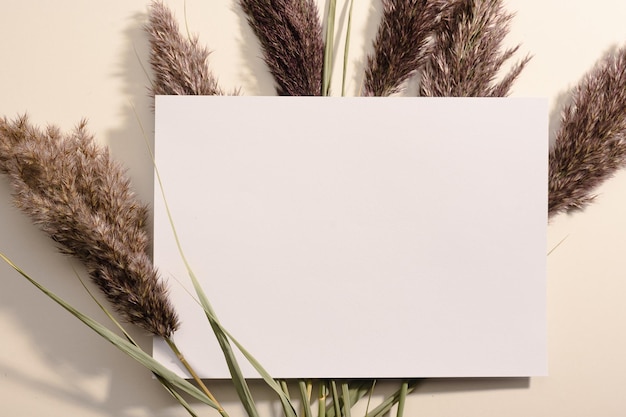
[147,0,225,96]
[239,0,324,96]
[0,116,179,337]
[364,0,443,96]
[549,47,626,217]
[419,0,530,97]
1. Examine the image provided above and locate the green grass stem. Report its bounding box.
[341,0,354,96]
[330,381,341,417]
[318,382,328,417]
[365,381,419,417]
[323,0,337,95]
[340,382,352,417]
[396,381,408,417]
[165,337,228,417]
[298,380,313,417]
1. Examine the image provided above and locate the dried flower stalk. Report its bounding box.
[0,115,179,337]
[419,0,530,97]
[549,47,626,217]
[147,0,225,96]
[239,0,324,96]
[363,0,442,96]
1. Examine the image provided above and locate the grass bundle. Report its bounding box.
[147,0,225,96]
[419,0,530,97]
[363,0,442,96]
[239,0,324,96]
[0,115,179,338]
[549,47,626,217]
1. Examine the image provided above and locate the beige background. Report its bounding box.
[1,0,625,415]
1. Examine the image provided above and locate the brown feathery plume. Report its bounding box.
[239,0,324,96]
[0,115,179,337]
[363,0,443,97]
[549,47,626,218]
[147,0,225,96]
[419,0,530,97]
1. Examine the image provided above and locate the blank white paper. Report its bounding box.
[152,96,547,378]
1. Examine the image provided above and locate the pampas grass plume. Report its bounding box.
[239,0,324,96]
[549,47,626,217]
[0,115,179,337]
[147,0,225,96]
[363,0,443,96]
[419,0,530,97]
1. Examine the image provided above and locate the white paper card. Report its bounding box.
[153,96,547,378]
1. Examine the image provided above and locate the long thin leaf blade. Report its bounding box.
[365,381,419,417]
[76,271,200,416]
[325,381,371,417]
[218,325,298,417]
[341,0,354,96]
[190,271,259,417]
[149,115,260,417]
[155,164,290,416]
[158,374,201,417]
[364,380,377,416]
[0,253,217,409]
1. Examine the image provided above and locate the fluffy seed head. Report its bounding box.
[0,115,179,337]
[549,47,626,217]
[420,0,530,97]
[239,0,324,96]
